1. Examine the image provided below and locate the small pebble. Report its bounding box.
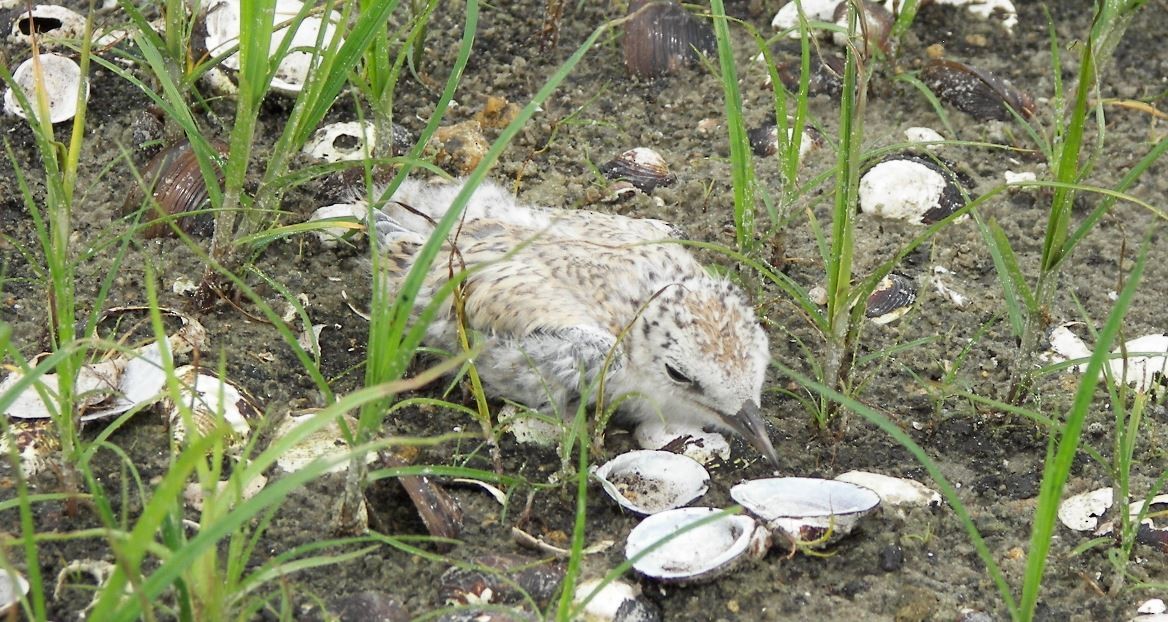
[879,543,905,572]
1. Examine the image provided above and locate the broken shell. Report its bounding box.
[633,420,730,465]
[0,418,59,477]
[625,507,769,583]
[163,366,259,454]
[600,147,675,193]
[623,0,715,79]
[859,153,973,225]
[747,123,824,160]
[303,120,413,162]
[0,567,30,616]
[591,450,710,515]
[274,412,375,474]
[730,477,880,548]
[7,4,85,45]
[770,0,840,34]
[934,0,1017,33]
[123,139,229,238]
[304,121,375,162]
[3,52,87,124]
[202,0,343,95]
[904,126,946,147]
[920,59,1034,121]
[1057,486,1113,531]
[835,470,942,508]
[866,273,916,325]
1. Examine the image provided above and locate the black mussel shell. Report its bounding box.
[866,273,917,323]
[776,52,846,98]
[921,59,1035,121]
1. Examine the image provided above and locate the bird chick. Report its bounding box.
[369,178,778,465]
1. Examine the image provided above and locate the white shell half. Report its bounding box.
[4,52,87,124]
[933,0,1017,32]
[1058,487,1113,531]
[835,471,941,508]
[731,477,881,547]
[7,5,86,45]
[303,121,376,162]
[164,366,258,453]
[274,413,375,474]
[203,0,343,94]
[633,420,730,464]
[771,0,841,33]
[859,158,949,225]
[308,203,366,246]
[0,567,29,616]
[625,507,768,583]
[591,450,709,515]
[572,578,640,622]
[1044,326,1168,395]
[904,126,945,147]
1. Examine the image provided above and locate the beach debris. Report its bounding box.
[731,477,881,549]
[3,52,87,124]
[625,507,769,583]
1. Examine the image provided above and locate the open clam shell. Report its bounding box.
[3,52,87,124]
[591,450,709,515]
[625,507,769,583]
[731,477,880,547]
[163,366,260,454]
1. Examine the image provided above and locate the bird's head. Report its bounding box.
[619,277,778,466]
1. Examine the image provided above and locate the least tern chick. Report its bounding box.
[371,178,778,465]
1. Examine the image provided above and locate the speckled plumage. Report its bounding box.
[370,178,777,464]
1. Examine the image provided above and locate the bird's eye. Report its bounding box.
[664,364,692,385]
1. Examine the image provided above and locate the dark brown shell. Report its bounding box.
[920,59,1035,121]
[600,147,675,192]
[748,123,824,157]
[866,273,917,323]
[831,1,894,56]
[776,53,846,98]
[623,0,716,79]
[123,139,229,238]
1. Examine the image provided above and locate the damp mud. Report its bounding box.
[2,1,1168,620]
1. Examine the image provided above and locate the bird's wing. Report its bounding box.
[451,225,703,338]
[378,178,686,243]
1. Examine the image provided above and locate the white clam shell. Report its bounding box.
[308,203,367,246]
[303,121,376,162]
[203,0,343,94]
[7,5,86,45]
[632,420,730,464]
[274,413,375,474]
[625,507,768,583]
[0,567,29,616]
[731,477,881,547]
[4,52,88,124]
[163,366,257,452]
[835,471,942,508]
[591,450,709,515]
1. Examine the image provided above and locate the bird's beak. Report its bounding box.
[721,401,779,467]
